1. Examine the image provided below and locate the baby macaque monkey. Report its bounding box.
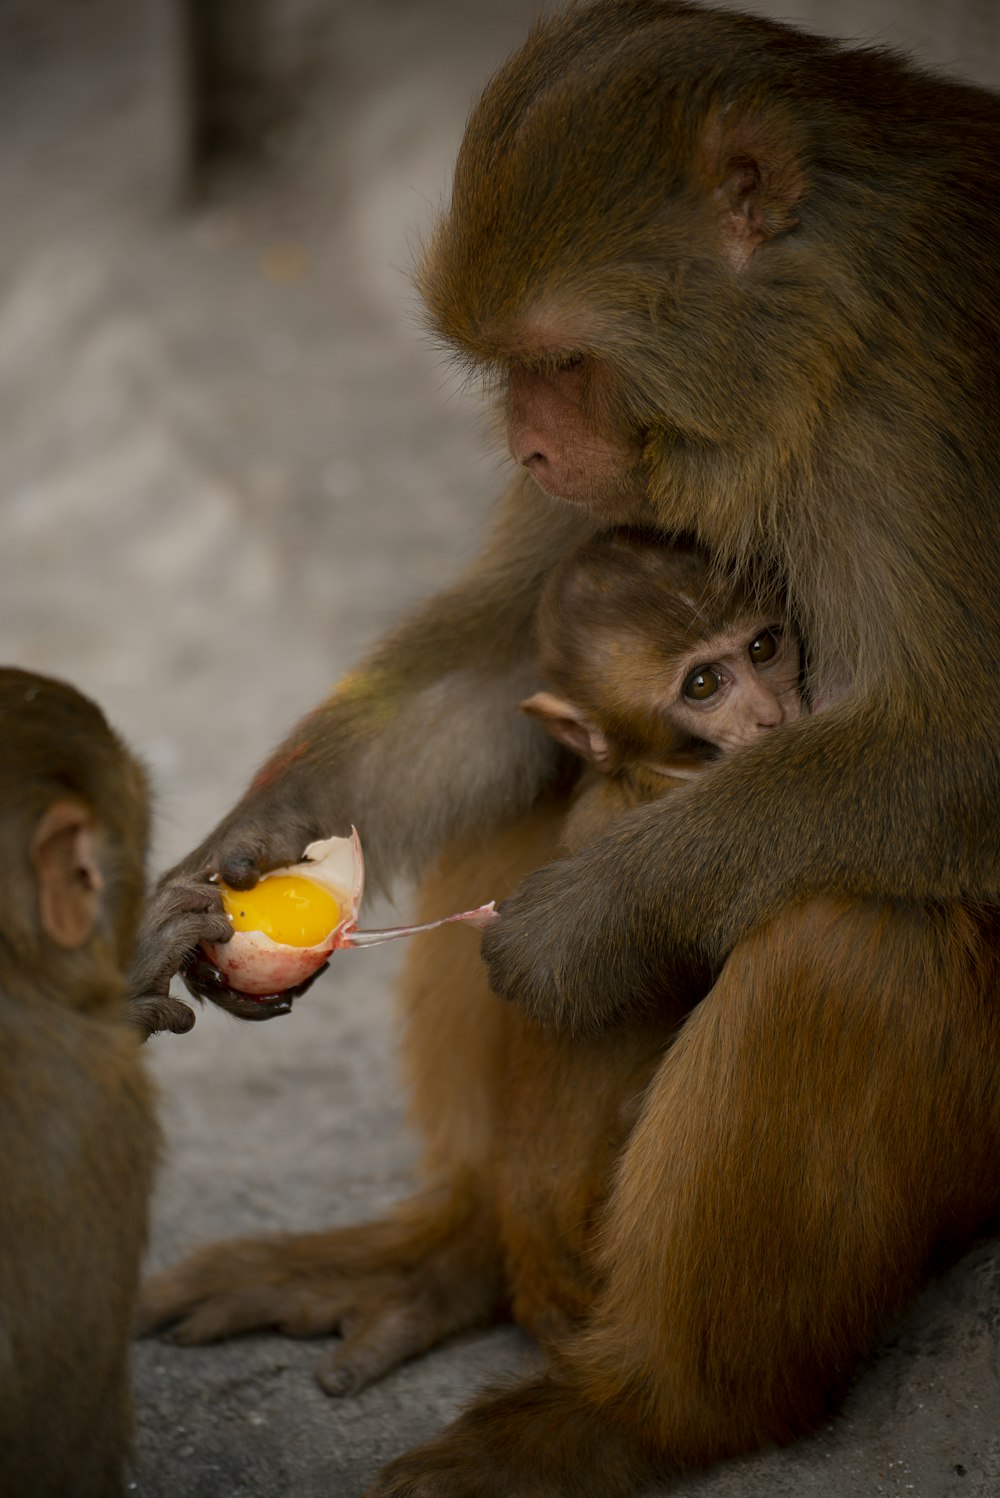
[521,530,803,838]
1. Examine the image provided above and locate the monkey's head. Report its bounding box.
[0,668,149,1009]
[419,1,855,534]
[521,529,802,771]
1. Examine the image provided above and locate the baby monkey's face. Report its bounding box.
[660,616,804,754]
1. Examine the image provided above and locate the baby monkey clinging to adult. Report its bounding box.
[521,529,804,826]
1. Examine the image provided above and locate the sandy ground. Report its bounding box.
[2,2,999,1494]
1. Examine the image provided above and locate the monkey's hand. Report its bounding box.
[126,881,234,1040]
[480,844,705,1033]
[168,774,351,892]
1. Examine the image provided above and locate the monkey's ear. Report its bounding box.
[30,800,104,949]
[520,692,615,770]
[700,107,806,269]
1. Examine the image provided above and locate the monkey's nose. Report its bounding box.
[752,694,783,730]
[515,445,549,472]
[515,445,563,498]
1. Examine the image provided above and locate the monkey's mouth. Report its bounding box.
[181,952,329,1021]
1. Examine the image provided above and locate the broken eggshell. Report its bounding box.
[198,828,497,1004]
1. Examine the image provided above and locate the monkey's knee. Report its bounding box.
[567,906,1000,1459]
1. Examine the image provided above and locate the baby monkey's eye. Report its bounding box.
[749,628,779,664]
[683,667,722,701]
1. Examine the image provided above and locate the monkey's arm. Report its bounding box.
[126,881,234,1039]
[171,480,588,893]
[481,698,1000,1031]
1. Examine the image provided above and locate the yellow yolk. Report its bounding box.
[221,875,341,948]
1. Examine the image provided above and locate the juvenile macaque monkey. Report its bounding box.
[143,2,1000,1493]
[520,528,803,825]
[0,666,228,1496]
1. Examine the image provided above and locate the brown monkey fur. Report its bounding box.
[0,667,229,1496]
[144,2,1000,1493]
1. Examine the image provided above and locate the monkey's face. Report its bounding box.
[659,618,804,755]
[418,9,824,531]
[505,357,648,514]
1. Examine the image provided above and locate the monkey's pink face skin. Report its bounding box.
[506,363,645,512]
[664,620,804,753]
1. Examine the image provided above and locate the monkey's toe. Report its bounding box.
[315,1297,442,1397]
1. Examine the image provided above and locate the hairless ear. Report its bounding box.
[29,800,103,949]
[519,691,616,771]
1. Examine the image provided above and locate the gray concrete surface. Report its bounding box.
[1,2,999,1495]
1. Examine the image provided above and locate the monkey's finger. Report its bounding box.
[179,951,326,1019]
[137,1275,207,1334]
[162,911,234,954]
[126,913,234,1001]
[215,812,351,890]
[138,1245,274,1333]
[316,1302,438,1398]
[153,882,228,918]
[159,999,197,1035]
[276,1290,353,1338]
[166,1286,340,1344]
[143,912,234,967]
[215,832,312,886]
[216,834,307,890]
[128,994,196,1041]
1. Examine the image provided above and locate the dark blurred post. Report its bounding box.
[183,0,332,165]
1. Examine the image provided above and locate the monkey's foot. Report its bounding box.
[364,1372,659,1498]
[138,1197,502,1396]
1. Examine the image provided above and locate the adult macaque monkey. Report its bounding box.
[0,667,230,1496]
[144,1,1000,1493]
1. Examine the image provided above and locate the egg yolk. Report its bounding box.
[221,875,342,948]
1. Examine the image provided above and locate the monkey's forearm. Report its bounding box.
[643,709,1000,944]
[173,483,588,891]
[482,704,1000,1030]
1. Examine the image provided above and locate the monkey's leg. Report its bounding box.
[493,1009,673,1343]
[139,913,507,1399]
[365,898,1000,1497]
[139,920,508,1399]
[139,1177,504,1396]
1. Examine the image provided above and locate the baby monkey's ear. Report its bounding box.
[519,691,616,772]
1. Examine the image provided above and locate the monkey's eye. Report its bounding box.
[749,629,779,664]
[683,667,722,701]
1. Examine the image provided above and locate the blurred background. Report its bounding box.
[2,2,999,1494]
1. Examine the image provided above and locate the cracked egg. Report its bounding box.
[204,830,363,995]
[203,828,495,997]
